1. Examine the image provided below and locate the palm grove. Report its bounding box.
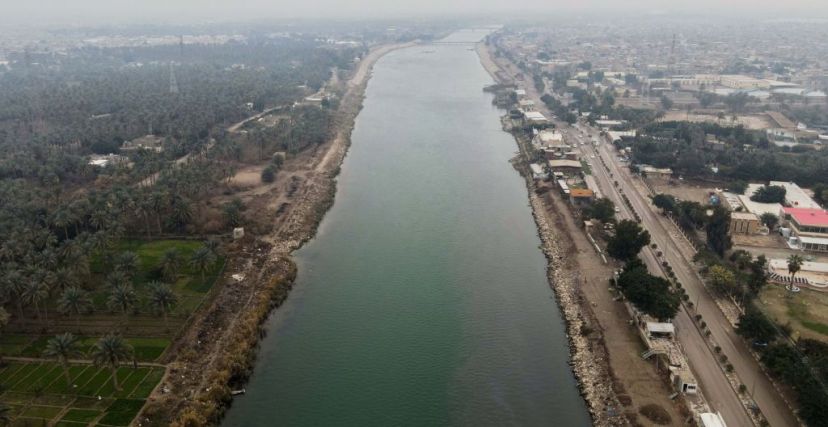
[0,31,363,420]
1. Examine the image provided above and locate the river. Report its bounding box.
[222,29,591,426]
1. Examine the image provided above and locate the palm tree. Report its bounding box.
[21,280,50,321]
[787,254,804,292]
[1,270,25,319]
[43,333,82,386]
[114,251,140,278]
[189,247,216,282]
[107,284,137,325]
[57,287,92,329]
[52,267,78,291]
[90,334,133,391]
[148,282,178,331]
[159,249,182,282]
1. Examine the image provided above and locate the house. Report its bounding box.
[88,154,127,167]
[638,165,672,180]
[781,207,828,252]
[767,181,822,209]
[729,211,761,235]
[523,111,548,125]
[570,188,594,206]
[122,135,164,153]
[518,99,535,110]
[548,159,582,175]
[529,163,548,180]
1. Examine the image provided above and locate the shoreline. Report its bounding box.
[477,41,623,426]
[140,42,414,427]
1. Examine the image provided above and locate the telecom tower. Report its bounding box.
[169,61,179,94]
[669,34,677,75]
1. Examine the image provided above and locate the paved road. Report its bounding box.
[585,128,798,427]
[488,45,797,427]
[569,130,754,427]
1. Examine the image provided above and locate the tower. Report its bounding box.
[169,61,179,95]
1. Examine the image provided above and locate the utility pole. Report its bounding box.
[169,61,179,95]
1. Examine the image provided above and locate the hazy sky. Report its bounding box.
[4,0,828,26]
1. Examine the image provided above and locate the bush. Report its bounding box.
[261,165,277,183]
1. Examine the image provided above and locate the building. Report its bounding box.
[122,135,164,153]
[570,188,594,206]
[529,163,548,180]
[730,211,761,234]
[523,111,548,125]
[781,207,828,252]
[639,165,673,180]
[698,412,727,427]
[88,154,127,167]
[548,159,583,175]
[768,181,822,209]
[518,99,535,110]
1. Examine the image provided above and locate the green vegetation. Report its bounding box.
[583,197,616,223]
[607,220,651,262]
[750,185,786,203]
[616,259,680,321]
[0,361,164,426]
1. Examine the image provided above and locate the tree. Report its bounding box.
[812,183,828,207]
[788,254,804,282]
[189,247,216,282]
[57,287,92,329]
[90,334,133,391]
[736,306,777,343]
[114,251,140,278]
[760,213,779,230]
[607,220,651,261]
[148,282,178,331]
[586,198,615,222]
[43,333,82,386]
[222,198,244,228]
[706,206,732,257]
[660,95,673,110]
[158,249,182,282]
[709,265,738,296]
[261,165,277,183]
[107,284,137,324]
[22,280,50,321]
[750,185,786,204]
[617,260,680,321]
[652,193,676,214]
[747,254,768,295]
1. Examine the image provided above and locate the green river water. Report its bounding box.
[222,29,591,427]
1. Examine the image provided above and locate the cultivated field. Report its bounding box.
[0,361,164,426]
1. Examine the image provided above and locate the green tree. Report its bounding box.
[706,206,732,257]
[736,306,777,343]
[148,282,178,331]
[90,334,133,391]
[22,280,50,321]
[748,254,768,295]
[107,284,137,324]
[617,260,680,321]
[788,254,804,283]
[0,402,10,426]
[57,287,92,329]
[189,247,216,282]
[660,95,673,110]
[158,249,182,282]
[710,265,738,296]
[607,220,651,261]
[750,185,786,204]
[261,165,277,183]
[652,193,676,214]
[586,198,615,222]
[43,333,82,386]
[760,213,779,230]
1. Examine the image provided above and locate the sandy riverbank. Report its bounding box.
[137,42,415,427]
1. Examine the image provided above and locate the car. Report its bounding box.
[614,207,620,213]
[590,154,595,158]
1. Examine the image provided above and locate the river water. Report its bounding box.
[222,29,591,426]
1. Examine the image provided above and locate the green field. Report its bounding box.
[0,361,165,426]
[1,336,170,362]
[761,285,828,343]
[88,239,225,315]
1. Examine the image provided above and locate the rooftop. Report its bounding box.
[783,207,828,227]
[570,188,594,198]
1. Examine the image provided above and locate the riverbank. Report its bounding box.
[477,40,688,426]
[136,42,414,427]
